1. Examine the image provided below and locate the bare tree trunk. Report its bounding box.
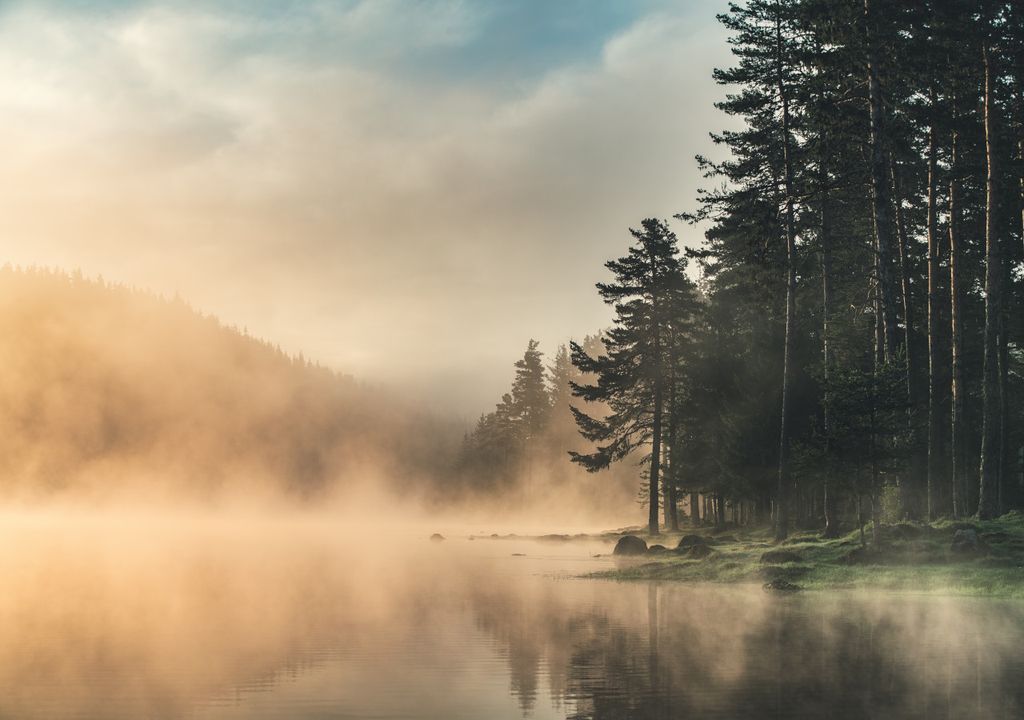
[892,160,915,384]
[690,491,700,526]
[820,148,839,537]
[665,367,679,532]
[1020,135,1024,259]
[892,159,918,518]
[949,105,965,519]
[775,14,797,542]
[998,309,1008,515]
[926,112,942,520]
[871,274,883,545]
[978,41,1003,520]
[865,0,899,363]
[649,382,663,535]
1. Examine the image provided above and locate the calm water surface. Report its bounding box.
[1,513,1021,719]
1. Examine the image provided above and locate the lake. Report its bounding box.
[0,510,1021,719]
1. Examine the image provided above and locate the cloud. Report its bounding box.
[0,0,731,413]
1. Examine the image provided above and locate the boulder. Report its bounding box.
[613,535,648,556]
[760,550,802,564]
[676,534,709,550]
[647,544,668,555]
[951,529,987,556]
[430,533,445,542]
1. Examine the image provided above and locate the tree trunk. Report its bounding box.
[871,275,882,544]
[926,112,942,520]
[865,0,899,363]
[892,159,918,518]
[1020,136,1024,259]
[690,491,700,526]
[774,15,797,542]
[649,382,663,535]
[892,160,915,382]
[665,367,679,531]
[978,41,1002,520]
[949,104,965,519]
[820,131,839,538]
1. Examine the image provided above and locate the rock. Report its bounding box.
[687,544,714,560]
[951,529,987,555]
[613,535,648,556]
[763,579,802,592]
[647,544,668,555]
[430,533,445,542]
[760,550,802,564]
[676,534,709,550]
[511,553,525,557]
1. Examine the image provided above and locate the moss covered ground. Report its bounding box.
[590,511,1024,598]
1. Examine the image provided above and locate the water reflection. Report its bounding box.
[470,570,1024,720]
[0,514,1019,719]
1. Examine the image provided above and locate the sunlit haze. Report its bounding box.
[0,0,728,413]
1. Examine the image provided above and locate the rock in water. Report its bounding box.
[612,535,648,556]
[763,579,801,592]
[430,533,445,542]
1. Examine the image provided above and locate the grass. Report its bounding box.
[590,511,1024,598]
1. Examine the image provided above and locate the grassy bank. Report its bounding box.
[591,511,1024,598]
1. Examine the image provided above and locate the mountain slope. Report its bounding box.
[0,267,457,500]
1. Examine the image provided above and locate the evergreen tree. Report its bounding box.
[511,339,550,441]
[569,219,695,535]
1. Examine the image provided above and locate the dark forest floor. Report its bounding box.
[587,512,1024,597]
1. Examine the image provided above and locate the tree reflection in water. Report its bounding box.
[469,576,1024,720]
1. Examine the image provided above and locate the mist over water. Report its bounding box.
[0,507,1019,720]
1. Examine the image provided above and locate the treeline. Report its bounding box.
[0,266,459,500]
[563,0,1024,539]
[455,336,639,510]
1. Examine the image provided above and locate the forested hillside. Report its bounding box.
[0,267,459,501]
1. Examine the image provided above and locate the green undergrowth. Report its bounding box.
[590,511,1024,598]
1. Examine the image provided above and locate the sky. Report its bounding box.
[0,0,733,416]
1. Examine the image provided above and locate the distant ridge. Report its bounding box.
[0,266,458,500]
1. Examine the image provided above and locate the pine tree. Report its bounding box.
[511,339,550,441]
[569,219,690,535]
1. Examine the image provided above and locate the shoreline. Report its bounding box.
[585,512,1024,599]
[475,513,1024,599]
